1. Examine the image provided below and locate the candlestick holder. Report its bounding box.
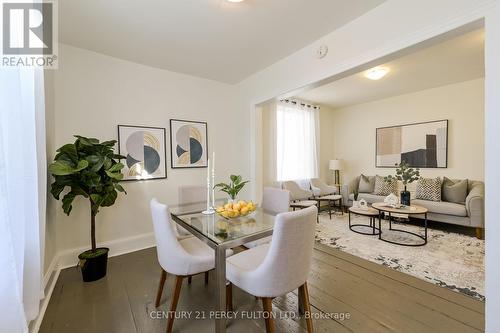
[202,156,215,215]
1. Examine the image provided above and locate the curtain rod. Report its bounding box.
[279,99,320,110]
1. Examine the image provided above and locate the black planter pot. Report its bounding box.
[78,247,109,282]
[400,189,411,206]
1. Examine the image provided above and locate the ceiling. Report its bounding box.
[295,29,484,109]
[59,0,385,84]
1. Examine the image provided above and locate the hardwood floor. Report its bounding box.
[40,244,484,333]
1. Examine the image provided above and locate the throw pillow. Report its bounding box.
[416,177,442,202]
[442,177,468,204]
[358,174,375,193]
[373,175,397,196]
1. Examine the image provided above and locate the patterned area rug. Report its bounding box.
[315,212,485,301]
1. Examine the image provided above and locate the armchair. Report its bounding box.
[282,181,319,222]
[310,178,337,197]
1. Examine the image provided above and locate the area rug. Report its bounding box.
[315,212,485,301]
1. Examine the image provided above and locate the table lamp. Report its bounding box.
[329,159,343,185]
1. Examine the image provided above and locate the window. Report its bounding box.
[276,101,319,181]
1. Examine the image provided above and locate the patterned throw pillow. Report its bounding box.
[373,175,397,196]
[416,177,442,201]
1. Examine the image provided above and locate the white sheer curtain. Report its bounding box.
[0,4,46,331]
[276,100,319,181]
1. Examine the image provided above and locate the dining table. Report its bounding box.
[169,200,277,333]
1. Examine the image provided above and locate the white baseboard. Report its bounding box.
[58,232,156,269]
[29,232,156,333]
[29,255,60,333]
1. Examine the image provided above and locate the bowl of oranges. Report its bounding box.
[216,200,256,219]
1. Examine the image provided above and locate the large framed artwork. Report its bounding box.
[118,125,167,180]
[170,119,208,169]
[376,120,448,168]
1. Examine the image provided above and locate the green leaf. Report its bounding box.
[100,140,117,147]
[108,162,124,172]
[55,144,78,163]
[100,190,118,207]
[49,159,89,176]
[71,186,88,198]
[86,155,104,172]
[115,184,127,194]
[62,192,76,215]
[74,135,99,146]
[105,170,124,180]
[50,182,66,200]
[103,157,112,169]
[90,194,102,205]
[82,171,101,187]
[112,154,127,160]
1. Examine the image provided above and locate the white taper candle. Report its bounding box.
[211,152,215,208]
[206,158,210,211]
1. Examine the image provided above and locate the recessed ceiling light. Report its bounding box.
[365,67,390,80]
[227,0,245,2]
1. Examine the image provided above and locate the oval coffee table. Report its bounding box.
[372,202,428,246]
[348,206,380,236]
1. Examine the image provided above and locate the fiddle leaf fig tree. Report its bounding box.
[49,135,127,253]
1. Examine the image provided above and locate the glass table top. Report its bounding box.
[170,201,276,245]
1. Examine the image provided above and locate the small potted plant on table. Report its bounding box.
[49,135,126,282]
[214,175,255,219]
[385,161,420,206]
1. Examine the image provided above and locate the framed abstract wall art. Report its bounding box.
[118,125,167,180]
[376,120,448,168]
[170,119,208,169]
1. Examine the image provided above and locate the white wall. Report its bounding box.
[47,44,250,261]
[319,107,336,183]
[43,71,57,274]
[329,79,484,185]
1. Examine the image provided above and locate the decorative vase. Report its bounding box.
[400,186,411,206]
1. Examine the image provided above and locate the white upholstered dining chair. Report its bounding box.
[176,185,207,240]
[150,199,233,333]
[226,206,317,333]
[244,187,291,248]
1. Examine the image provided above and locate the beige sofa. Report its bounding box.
[342,175,484,236]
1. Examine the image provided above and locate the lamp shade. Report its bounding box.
[329,159,343,171]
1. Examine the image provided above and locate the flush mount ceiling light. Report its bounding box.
[364,67,390,80]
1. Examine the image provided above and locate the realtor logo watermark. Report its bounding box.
[2,1,58,68]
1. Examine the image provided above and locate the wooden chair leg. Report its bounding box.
[155,269,167,307]
[298,282,314,333]
[226,283,233,312]
[205,271,209,285]
[188,275,192,284]
[476,227,484,239]
[261,297,275,333]
[167,276,184,333]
